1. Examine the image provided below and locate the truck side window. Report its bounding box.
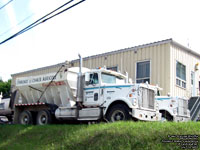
[89,73,99,85]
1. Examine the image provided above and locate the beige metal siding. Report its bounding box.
[76,43,171,96]
[170,44,200,97]
[12,39,200,98]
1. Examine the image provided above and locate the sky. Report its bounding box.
[0,0,200,81]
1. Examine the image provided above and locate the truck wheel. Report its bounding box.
[7,116,13,122]
[19,111,33,125]
[161,112,173,122]
[36,110,52,125]
[107,104,131,122]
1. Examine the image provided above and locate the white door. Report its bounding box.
[83,73,102,106]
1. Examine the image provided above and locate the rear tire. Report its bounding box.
[36,110,52,125]
[19,110,33,125]
[106,104,131,122]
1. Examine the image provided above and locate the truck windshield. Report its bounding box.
[101,73,125,84]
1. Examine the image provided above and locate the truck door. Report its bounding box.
[83,73,102,106]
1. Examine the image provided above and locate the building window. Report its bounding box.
[107,66,118,72]
[136,61,150,83]
[176,61,186,88]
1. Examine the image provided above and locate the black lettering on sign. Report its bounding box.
[17,79,28,84]
[42,75,56,81]
[32,77,41,83]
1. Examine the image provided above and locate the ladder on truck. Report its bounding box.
[188,97,200,121]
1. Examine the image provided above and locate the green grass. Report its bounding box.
[0,121,200,150]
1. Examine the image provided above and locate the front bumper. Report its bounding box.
[131,108,161,121]
[173,115,190,122]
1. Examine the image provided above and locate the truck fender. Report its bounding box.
[103,98,133,116]
[159,109,174,117]
[159,109,174,120]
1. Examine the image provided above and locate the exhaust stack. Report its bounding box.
[76,54,83,102]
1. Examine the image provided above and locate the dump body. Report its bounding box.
[15,67,89,107]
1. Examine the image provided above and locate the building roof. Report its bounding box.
[11,38,200,77]
[171,40,200,58]
[11,62,65,77]
[71,38,173,62]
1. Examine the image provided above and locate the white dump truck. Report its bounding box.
[11,56,161,125]
[155,96,190,122]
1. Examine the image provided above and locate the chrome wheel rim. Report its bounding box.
[111,110,125,122]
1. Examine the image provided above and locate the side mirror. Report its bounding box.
[85,73,90,85]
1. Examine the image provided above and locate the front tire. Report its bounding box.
[36,110,52,125]
[19,110,33,125]
[7,116,13,122]
[106,104,131,122]
[161,112,173,122]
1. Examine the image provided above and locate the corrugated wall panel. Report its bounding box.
[12,42,175,96]
[170,44,200,97]
[130,50,134,80]
[152,45,157,85]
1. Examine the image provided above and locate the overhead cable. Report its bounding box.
[0,0,86,45]
[0,13,34,37]
[0,0,13,10]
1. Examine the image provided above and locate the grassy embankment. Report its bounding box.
[0,121,200,150]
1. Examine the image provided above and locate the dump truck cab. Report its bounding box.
[80,68,161,121]
[156,96,190,122]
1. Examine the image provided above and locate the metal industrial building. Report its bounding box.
[11,39,200,98]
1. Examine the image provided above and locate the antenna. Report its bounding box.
[187,38,190,48]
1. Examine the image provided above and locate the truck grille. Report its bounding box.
[178,98,188,116]
[141,88,155,109]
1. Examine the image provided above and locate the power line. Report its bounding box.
[0,0,86,45]
[0,0,13,10]
[0,13,34,37]
[20,0,86,35]
[0,0,74,44]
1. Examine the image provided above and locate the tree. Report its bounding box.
[0,79,11,98]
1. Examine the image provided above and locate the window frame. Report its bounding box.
[88,73,99,85]
[176,61,186,89]
[135,60,151,84]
